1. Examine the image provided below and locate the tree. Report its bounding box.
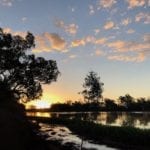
[81,71,104,103]
[118,94,134,110]
[105,98,117,110]
[0,28,60,102]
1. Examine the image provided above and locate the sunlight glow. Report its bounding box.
[26,100,51,109]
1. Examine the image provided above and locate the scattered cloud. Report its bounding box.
[121,18,132,26]
[135,12,150,24]
[71,36,107,48]
[107,40,150,53]
[89,5,95,15]
[95,49,105,56]
[94,29,100,35]
[0,0,13,7]
[106,37,150,62]
[98,0,117,9]
[33,33,67,53]
[94,38,107,44]
[3,27,26,37]
[126,0,149,9]
[71,39,85,47]
[104,21,115,30]
[69,54,77,59]
[126,29,135,34]
[55,20,78,35]
[107,53,145,62]
[21,17,27,22]
[143,33,150,42]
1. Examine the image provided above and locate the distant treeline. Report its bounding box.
[27,94,150,112]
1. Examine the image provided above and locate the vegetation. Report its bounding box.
[80,71,104,104]
[0,28,60,150]
[48,95,150,112]
[0,28,60,102]
[32,117,150,150]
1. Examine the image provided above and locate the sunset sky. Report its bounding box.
[0,0,150,105]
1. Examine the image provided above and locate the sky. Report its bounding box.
[0,0,150,105]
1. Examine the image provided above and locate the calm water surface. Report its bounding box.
[38,123,117,150]
[27,111,150,129]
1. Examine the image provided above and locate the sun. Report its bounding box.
[25,100,51,109]
[34,100,51,109]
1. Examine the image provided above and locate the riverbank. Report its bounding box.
[31,117,150,150]
[0,102,63,150]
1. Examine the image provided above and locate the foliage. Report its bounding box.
[35,117,150,149]
[0,28,60,102]
[81,71,104,103]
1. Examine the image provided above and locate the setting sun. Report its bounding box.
[26,100,51,109]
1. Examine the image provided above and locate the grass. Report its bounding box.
[32,117,150,150]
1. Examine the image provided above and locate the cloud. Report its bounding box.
[71,39,85,47]
[121,18,132,26]
[71,36,107,48]
[21,17,27,22]
[89,5,95,15]
[34,32,67,53]
[107,53,146,62]
[95,49,105,56]
[126,0,148,9]
[126,29,135,34]
[55,20,78,35]
[3,28,67,53]
[0,0,13,7]
[104,21,115,30]
[3,27,26,37]
[94,38,107,44]
[94,29,100,35]
[107,40,150,52]
[69,54,77,59]
[135,12,150,24]
[106,37,150,62]
[143,34,150,42]
[98,0,117,8]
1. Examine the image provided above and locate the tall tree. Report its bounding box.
[81,71,104,103]
[118,94,134,109]
[0,28,60,102]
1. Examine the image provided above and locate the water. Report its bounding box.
[27,111,150,129]
[38,123,117,150]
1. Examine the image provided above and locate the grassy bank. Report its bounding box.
[32,117,150,150]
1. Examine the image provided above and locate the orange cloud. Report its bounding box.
[126,29,135,34]
[98,0,117,8]
[94,38,107,44]
[95,49,105,56]
[121,18,132,26]
[108,40,150,53]
[126,0,147,9]
[55,20,78,35]
[3,27,27,37]
[107,53,146,62]
[34,33,67,53]
[104,21,115,30]
[135,12,150,24]
[71,39,85,47]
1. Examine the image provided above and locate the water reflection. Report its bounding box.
[39,123,117,150]
[26,111,150,129]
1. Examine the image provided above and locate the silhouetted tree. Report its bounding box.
[104,98,117,110]
[118,94,134,110]
[0,28,60,102]
[81,71,104,104]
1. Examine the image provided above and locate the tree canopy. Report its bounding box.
[81,71,104,103]
[0,28,60,102]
